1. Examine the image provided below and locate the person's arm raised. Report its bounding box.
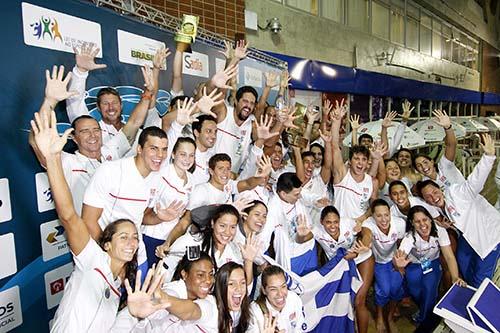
[331,99,348,184]
[433,109,457,162]
[31,110,90,255]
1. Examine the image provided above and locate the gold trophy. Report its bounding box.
[283,103,309,149]
[175,14,199,52]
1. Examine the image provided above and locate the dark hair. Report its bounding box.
[243,200,268,215]
[98,219,137,309]
[172,251,214,282]
[406,205,438,237]
[71,115,98,130]
[192,115,217,137]
[236,86,258,102]
[97,87,121,106]
[214,262,250,333]
[310,143,325,161]
[412,154,433,170]
[358,133,373,144]
[138,126,167,147]
[349,145,370,160]
[276,172,302,194]
[171,137,197,173]
[415,179,441,198]
[208,153,232,170]
[301,151,314,160]
[255,265,286,314]
[388,180,408,194]
[370,198,390,211]
[396,148,413,160]
[170,95,189,108]
[201,205,240,271]
[384,158,399,166]
[320,205,340,222]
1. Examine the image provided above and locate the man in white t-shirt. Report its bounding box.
[191,115,217,186]
[82,127,168,271]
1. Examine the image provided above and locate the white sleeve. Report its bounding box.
[73,238,105,271]
[436,225,451,247]
[166,121,183,160]
[193,296,218,327]
[388,122,406,158]
[103,130,131,160]
[248,303,265,333]
[187,184,206,210]
[83,164,109,208]
[458,154,496,198]
[238,144,263,180]
[144,106,162,128]
[66,66,90,122]
[398,234,414,255]
[110,307,139,333]
[413,197,440,219]
[230,179,240,195]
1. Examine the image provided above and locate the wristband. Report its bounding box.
[444,124,452,131]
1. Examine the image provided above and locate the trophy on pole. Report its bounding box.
[175,14,199,53]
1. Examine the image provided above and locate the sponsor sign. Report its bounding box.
[35,172,54,213]
[117,29,166,68]
[44,262,74,309]
[0,286,23,332]
[244,66,262,88]
[0,234,17,280]
[182,51,209,78]
[40,219,68,261]
[0,179,12,223]
[22,2,102,55]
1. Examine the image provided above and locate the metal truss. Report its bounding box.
[90,0,287,69]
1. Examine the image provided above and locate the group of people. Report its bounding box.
[28,38,500,333]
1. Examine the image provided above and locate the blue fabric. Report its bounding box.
[374,262,404,306]
[457,236,500,288]
[405,259,442,323]
[290,242,319,276]
[142,234,164,269]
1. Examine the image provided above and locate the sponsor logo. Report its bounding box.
[22,3,102,55]
[44,262,74,309]
[117,30,166,68]
[0,178,12,223]
[40,219,69,261]
[29,16,63,42]
[0,286,23,332]
[0,233,17,280]
[35,172,55,212]
[182,52,209,78]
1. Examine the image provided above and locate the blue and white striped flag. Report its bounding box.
[264,248,363,332]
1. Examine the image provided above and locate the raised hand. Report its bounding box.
[432,109,451,129]
[255,114,280,141]
[126,264,171,319]
[281,106,299,129]
[234,40,249,60]
[238,232,261,262]
[331,98,347,121]
[255,154,272,178]
[31,111,73,158]
[382,110,398,128]
[319,129,332,143]
[155,200,185,222]
[197,87,224,118]
[370,141,388,160]
[233,196,253,216]
[314,197,330,208]
[392,249,410,269]
[262,313,278,333]
[480,133,495,156]
[211,63,238,90]
[141,66,155,92]
[45,65,79,105]
[280,70,291,89]
[218,40,234,60]
[400,100,414,119]
[74,43,107,72]
[296,214,311,237]
[176,97,199,126]
[152,46,171,70]
[349,114,360,130]
[305,104,320,124]
[264,71,280,88]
